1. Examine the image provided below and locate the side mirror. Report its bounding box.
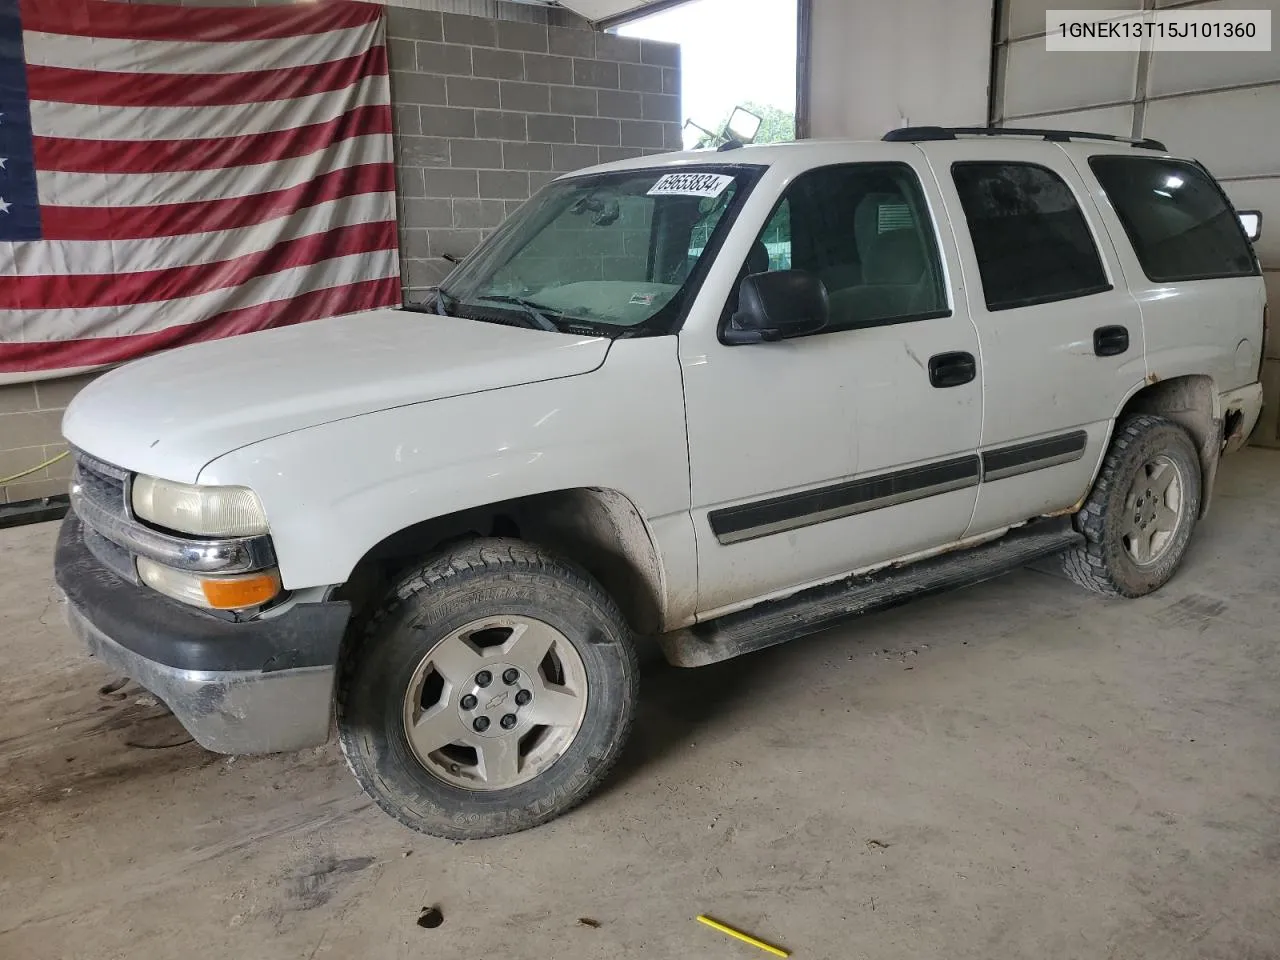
[1239,210,1262,242]
[724,270,829,345]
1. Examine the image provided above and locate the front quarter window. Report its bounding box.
[439,166,758,336]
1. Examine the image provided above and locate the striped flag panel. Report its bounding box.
[0,0,400,375]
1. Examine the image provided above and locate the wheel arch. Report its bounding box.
[1114,374,1221,517]
[334,487,668,636]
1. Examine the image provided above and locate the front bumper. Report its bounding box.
[55,515,350,755]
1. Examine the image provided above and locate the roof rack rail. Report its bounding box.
[882,125,1167,152]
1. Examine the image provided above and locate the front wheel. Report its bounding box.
[338,539,638,839]
[1061,414,1202,597]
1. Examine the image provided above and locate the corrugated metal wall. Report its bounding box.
[992,0,1280,444]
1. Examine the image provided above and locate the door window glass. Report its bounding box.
[739,163,948,332]
[761,199,791,270]
[951,162,1110,311]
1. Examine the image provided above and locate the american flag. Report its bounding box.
[0,0,400,376]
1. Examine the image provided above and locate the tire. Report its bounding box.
[338,538,639,839]
[1061,414,1202,598]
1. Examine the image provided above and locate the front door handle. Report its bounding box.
[1093,325,1129,357]
[928,351,976,388]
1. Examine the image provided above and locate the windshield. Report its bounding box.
[437,165,759,336]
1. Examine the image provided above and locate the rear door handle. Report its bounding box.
[928,351,977,388]
[1093,325,1129,357]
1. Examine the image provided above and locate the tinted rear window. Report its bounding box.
[1089,156,1258,283]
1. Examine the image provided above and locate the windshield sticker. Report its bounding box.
[647,173,734,198]
[629,292,657,306]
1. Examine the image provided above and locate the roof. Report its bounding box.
[571,133,1175,179]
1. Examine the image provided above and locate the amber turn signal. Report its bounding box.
[200,570,281,610]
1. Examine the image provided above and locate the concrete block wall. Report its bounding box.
[386,7,682,299]
[0,375,94,504]
[0,0,682,505]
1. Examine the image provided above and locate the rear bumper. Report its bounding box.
[1222,382,1264,454]
[55,515,350,755]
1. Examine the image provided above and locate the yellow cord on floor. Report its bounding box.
[0,450,69,485]
[696,915,790,957]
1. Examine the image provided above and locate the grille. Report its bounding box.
[73,450,128,519]
[82,525,139,584]
[71,450,136,582]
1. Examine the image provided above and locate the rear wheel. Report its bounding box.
[1062,414,1202,597]
[338,539,638,839]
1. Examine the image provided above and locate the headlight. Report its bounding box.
[132,475,268,537]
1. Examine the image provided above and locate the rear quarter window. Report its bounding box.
[1089,156,1259,283]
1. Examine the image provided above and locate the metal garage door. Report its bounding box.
[992,0,1280,445]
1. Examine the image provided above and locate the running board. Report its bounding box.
[659,518,1084,668]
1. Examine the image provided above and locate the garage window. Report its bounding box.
[1089,156,1259,283]
[952,162,1111,311]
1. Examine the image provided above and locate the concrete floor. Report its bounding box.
[2,450,1279,960]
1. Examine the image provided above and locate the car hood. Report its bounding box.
[62,309,610,483]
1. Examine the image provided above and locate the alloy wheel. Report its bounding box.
[401,616,588,791]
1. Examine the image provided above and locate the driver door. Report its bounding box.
[680,157,985,618]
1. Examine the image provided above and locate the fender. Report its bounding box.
[197,337,699,622]
[1107,373,1222,517]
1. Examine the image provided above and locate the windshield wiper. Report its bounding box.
[408,293,631,339]
[476,295,560,332]
[399,287,455,316]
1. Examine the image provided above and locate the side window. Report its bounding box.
[741,163,948,333]
[761,199,791,270]
[951,162,1111,311]
[1089,156,1258,283]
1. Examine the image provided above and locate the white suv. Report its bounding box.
[57,127,1266,839]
